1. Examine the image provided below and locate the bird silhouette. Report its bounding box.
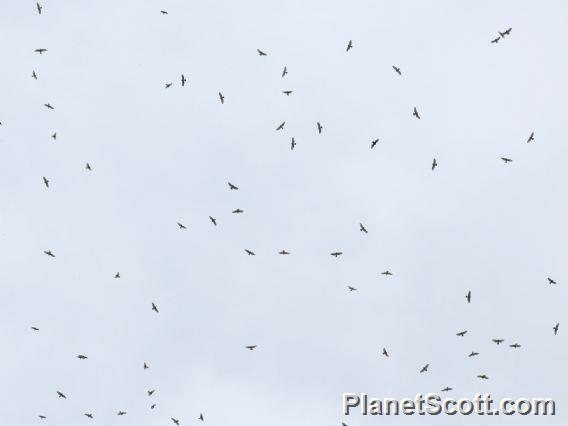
[160,10,168,14]
[38,415,46,419]
[85,162,92,171]
[165,83,172,89]
[150,404,156,409]
[51,132,56,140]
[34,48,47,54]
[171,418,180,425]
[43,176,50,188]
[199,413,204,421]
[291,137,296,150]
[359,223,368,233]
[347,286,357,291]
[77,354,88,360]
[317,122,323,134]
[278,250,290,255]
[282,66,287,77]
[492,339,504,345]
[31,326,40,331]
[381,271,393,276]
[276,121,285,131]
[84,413,93,419]
[499,27,512,37]
[114,272,120,278]
[44,250,55,257]
[245,249,256,256]
[117,411,127,416]
[209,216,217,226]
[181,74,187,86]
[148,389,155,396]
[32,70,38,79]
[509,343,521,348]
[491,36,500,44]
[36,2,42,14]
[257,49,267,56]
[432,158,437,170]
[371,139,379,149]
[553,323,559,335]
[44,103,54,110]
[282,90,293,96]
[441,387,453,392]
[228,182,239,190]
[420,364,429,373]
[382,348,389,357]
[151,302,159,313]
[392,65,402,75]
[56,391,66,399]
[218,92,224,104]
[232,209,244,214]
[468,351,479,357]
[245,345,257,350]
[548,277,557,285]
[477,374,489,380]
[456,330,468,337]
[527,132,534,143]
[346,40,353,51]
[177,222,187,229]
[330,252,343,257]
[465,291,471,303]
[501,157,512,163]
[413,107,420,119]
[144,362,149,369]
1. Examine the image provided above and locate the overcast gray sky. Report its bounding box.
[0,0,566,425]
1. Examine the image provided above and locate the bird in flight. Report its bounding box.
[44,103,54,110]
[392,65,402,75]
[282,66,287,77]
[43,176,50,188]
[36,2,42,14]
[51,132,56,140]
[278,250,290,255]
[432,158,437,170]
[77,354,88,360]
[291,137,296,150]
[38,415,46,419]
[165,83,172,89]
[85,162,92,171]
[347,286,357,292]
[346,40,353,51]
[32,70,38,79]
[547,277,556,285]
[468,351,479,357]
[151,302,159,313]
[456,330,468,337]
[381,270,393,276]
[117,411,127,416]
[509,343,521,348]
[420,364,429,373]
[359,223,368,233]
[245,345,257,350]
[371,139,379,149]
[31,326,40,331]
[34,48,47,54]
[150,404,156,409]
[465,291,471,303]
[413,107,420,119]
[181,74,187,87]
[527,132,534,143]
[209,216,217,226]
[282,90,293,96]
[330,252,343,257]
[317,122,323,134]
[177,222,186,229]
[144,362,149,369]
[160,10,168,14]
[491,36,500,44]
[499,27,512,37]
[245,249,256,256]
[382,348,389,357]
[553,323,559,335]
[492,338,504,345]
[148,389,155,396]
[114,272,120,278]
[171,418,180,425]
[218,92,224,104]
[232,209,244,214]
[477,374,489,380]
[501,157,513,163]
[257,49,267,56]
[441,387,453,392]
[276,121,286,131]
[56,391,66,399]
[199,413,204,421]
[84,413,93,419]
[44,250,55,257]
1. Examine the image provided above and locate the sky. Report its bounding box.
[0,0,566,425]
